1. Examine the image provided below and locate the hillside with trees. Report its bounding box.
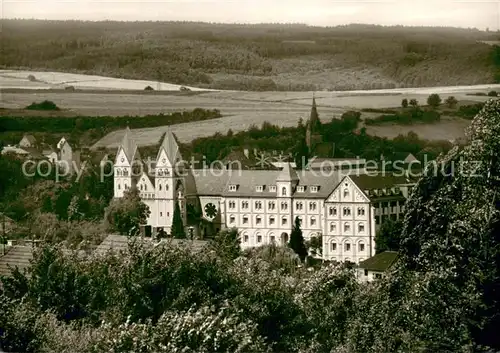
[1,20,498,91]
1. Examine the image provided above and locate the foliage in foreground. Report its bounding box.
[2,100,500,352]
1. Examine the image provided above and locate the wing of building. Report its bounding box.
[113,127,417,264]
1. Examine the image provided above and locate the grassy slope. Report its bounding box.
[1,20,498,91]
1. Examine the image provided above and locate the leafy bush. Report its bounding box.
[488,90,498,97]
[25,100,60,111]
[427,93,442,108]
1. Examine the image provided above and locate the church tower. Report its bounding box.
[154,128,184,234]
[114,127,140,198]
[306,95,322,151]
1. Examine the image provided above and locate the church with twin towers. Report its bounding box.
[113,101,381,264]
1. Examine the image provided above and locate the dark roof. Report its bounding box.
[21,147,46,159]
[350,173,417,190]
[358,251,399,272]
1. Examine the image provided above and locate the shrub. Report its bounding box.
[401,98,408,108]
[427,93,442,108]
[487,90,498,97]
[25,100,60,111]
[445,95,458,108]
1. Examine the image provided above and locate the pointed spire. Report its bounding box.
[157,126,182,164]
[119,126,138,163]
[277,162,299,182]
[310,95,319,125]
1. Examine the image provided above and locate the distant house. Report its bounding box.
[0,213,15,236]
[1,145,45,160]
[19,134,37,148]
[357,251,399,283]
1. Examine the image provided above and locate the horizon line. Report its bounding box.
[0,18,492,32]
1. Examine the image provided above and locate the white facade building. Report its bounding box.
[112,127,390,264]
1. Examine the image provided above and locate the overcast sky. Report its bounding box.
[2,0,497,30]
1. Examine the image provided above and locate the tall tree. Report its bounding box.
[375,219,402,253]
[171,202,186,239]
[289,216,308,262]
[104,188,150,235]
[294,138,309,170]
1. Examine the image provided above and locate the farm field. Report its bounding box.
[0,70,494,147]
[0,70,215,91]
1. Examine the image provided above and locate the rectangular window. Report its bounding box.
[364,269,368,276]
[359,244,365,252]
[282,218,287,226]
[269,217,275,225]
[243,217,249,224]
[257,235,262,243]
[331,243,337,251]
[256,217,262,225]
[345,243,351,251]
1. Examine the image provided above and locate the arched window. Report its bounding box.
[159,183,162,191]
[330,222,336,232]
[282,187,287,196]
[344,222,350,232]
[358,223,365,233]
[140,184,143,191]
[344,189,349,198]
[118,184,121,190]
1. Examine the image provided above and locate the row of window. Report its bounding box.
[229,214,366,233]
[227,201,367,217]
[242,234,277,243]
[115,169,129,177]
[330,242,365,253]
[117,184,129,190]
[329,222,365,233]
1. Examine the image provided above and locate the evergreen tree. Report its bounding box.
[309,97,322,132]
[294,138,309,170]
[289,216,308,262]
[171,202,186,239]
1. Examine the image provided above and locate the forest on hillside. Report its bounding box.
[1,20,499,91]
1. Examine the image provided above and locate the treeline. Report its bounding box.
[1,20,496,90]
[0,107,221,146]
[185,111,452,163]
[365,108,441,126]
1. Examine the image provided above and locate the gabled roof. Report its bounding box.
[21,134,36,144]
[358,251,399,272]
[276,163,299,182]
[157,127,181,165]
[119,127,139,163]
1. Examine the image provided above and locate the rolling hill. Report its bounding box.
[1,20,499,91]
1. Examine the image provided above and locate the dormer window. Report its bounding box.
[310,186,319,193]
[297,186,305,192]
[282,187,287,196]
[269,185,276,192]
[255,185,264,192]
[229,185,238,192]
